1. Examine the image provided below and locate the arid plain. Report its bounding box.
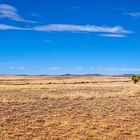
[0,75,140,140]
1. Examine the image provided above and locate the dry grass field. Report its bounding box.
[0,75,140,140]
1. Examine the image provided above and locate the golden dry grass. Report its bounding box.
[0,75,140,140]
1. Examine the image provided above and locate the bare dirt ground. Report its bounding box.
[0,75,140,140]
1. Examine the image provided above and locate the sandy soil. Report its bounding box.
[0,75,140,140]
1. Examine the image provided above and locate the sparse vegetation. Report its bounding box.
[0,75,140,139]
[132,74,139,84]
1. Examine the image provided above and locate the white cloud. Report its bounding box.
[33,24,131,34]
[0,23,132,37]
[0,24,21,30]
[124,12,140,18]
[0,24,30,30]
[98,34,127,38]
[0,4,36,23]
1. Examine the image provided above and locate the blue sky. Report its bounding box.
[0,0,140,75]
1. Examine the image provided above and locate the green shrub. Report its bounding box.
[131,75,139,84]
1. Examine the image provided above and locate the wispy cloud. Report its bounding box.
[0,4,36,23]
[98,34,127,38]
[124,12,140,18]
[33,24,131,34]
[0,23,132,37]
[0,24,30,30]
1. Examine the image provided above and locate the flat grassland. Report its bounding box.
[0,75,140,140]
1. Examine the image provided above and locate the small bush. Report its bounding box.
[131,75,139,84]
